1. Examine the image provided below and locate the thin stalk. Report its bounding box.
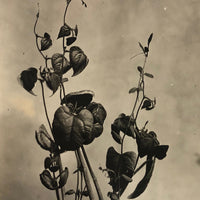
[58,156,65,200]
[40,81,52,131]
[133,158,151,176]
[75,151,80,200]
[53,171,61,200]
[81,146,104,200]
[77,149,95,200]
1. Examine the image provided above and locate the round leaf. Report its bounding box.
[45,73,61,94]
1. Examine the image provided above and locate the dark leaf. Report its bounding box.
[141,99,152,110]
[18,67,38,94]
[111,124,122,144]
[92,123,103,138]
[41,36,52,51]
[137,66,143,73]
[44,157,51,169]
[138,42,145,53]
[144,47,149,54]
[51,53,71,75]
[74,25,78,36]
[35,124,57,152]
[127,157,155,199]
[81,191,89,197]
[49,156,60,172]
[69,46,89,76]
[44,32,50,39]
[112,113,135,137]
[106,147,137,195]
[57,24,71,39]
[135,129,159,158]
[66,37,77,46]
[45,73,61,94]
[65,189,75,195]
[61,90,94,107]
[87,102,107,125]
[153,145,169,160]
[52,105,94,151]
[144,73,154,78]
[129,87,138,94]
[148,33,153,47]
[40,170,58,190]
[58,167,69,187]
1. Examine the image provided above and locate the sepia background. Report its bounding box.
[0,0,200,199]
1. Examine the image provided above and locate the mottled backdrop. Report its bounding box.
[0,0,200,199]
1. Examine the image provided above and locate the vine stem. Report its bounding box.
[77,149,95,200]
[81,146,104,200]
[40,81,52,131]
[75,151,80,200]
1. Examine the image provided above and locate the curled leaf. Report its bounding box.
[40,170,58,190]
[51,53,71,75]
[87,102,107,125]
[112,113,135,138]
[18,67,38,95]
[45,73,61,94]
[41,33,52,51]
[69,46,89,76]
[58,167,69,188]
[35,124,57,152]
[57,24,71,39]
[44,156,60,172]
[128,157,155,199]
[111,124,122,144]
[61,90,94,108]
[153,145,169,160]
[141,98,155,110]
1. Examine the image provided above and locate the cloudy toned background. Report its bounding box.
[0,0,200,199]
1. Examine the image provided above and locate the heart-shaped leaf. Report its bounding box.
[40,170,58,190]
[106,147,137,195]
[35,124,57,152]
[41,33,52,51]
[18,67,38,95]
[127,156,155,199]
[57,24,71,39]
[69,46,89,76]
[58,167,69,188]
[45,73,61,94]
